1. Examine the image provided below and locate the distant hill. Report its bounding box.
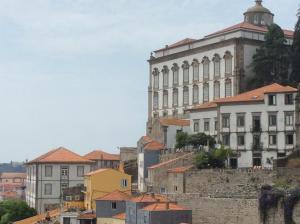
[0,162,26,173]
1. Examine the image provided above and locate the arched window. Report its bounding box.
[214,81,220,100]
[202,57,210,80]
[182,61,190,84]
[213,54,221,78]
[153,92,159,109]
[183,86,189,106]
[152,68,159,90]
[173,88,178,107]
[163,90,168,108]
[225,79,232,97]
[172,64,179,86]
[224,51,233,75]
[162,66,169,88]
[193,85,199,104]
[203,83,209,103]
[192,59,199,82]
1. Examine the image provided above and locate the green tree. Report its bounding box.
[175,131,189,149]
[248,24,290,90]
[291,7,300,84]
[187,133,215,149]
[0,200,36,224]
[195,151,210,169]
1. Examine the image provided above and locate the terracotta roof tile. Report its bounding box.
[84,150,120,161]
[141,136,165,151]
[14,209,60,224]
[130,194,170,203]
[96,190,131,201]
[168,165,193,173]
[77,213,96,219]
[112,213,126,220]
[148,152,194,169]
[85,168,109,176]
[28,147,93,164]
[142,203,188,211]
[159,118,190,127]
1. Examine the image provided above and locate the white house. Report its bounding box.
[25,147,93,214]
[187,83,299,169]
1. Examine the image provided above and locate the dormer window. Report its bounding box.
[268,95,276,105]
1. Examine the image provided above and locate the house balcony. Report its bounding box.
[252,143,263,151]
[251,126,262,133]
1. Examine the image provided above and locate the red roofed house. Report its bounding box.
[146,0,294,134]
[84,150,120,171]
[187,83,299,169]
[25,147,93,214]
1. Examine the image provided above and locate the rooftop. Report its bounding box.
[148,152,194,169]
[84,150,120,161]
[112,213,126,220]
[159,118,190,127]
[96,190,131,201]
[168,165,194,174]
[130,193,170,203]
[141,136,165,151]
[142,202,188,211]
[0,172,26,179]
[14,209,60,224]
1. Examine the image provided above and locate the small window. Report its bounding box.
[174,186,178,191]
[203,58,210,80]
[222,134,230,146]
[193,120,199,132]
[225,79,232,97]
[45,166,52,177]
[285,112,294,126]
[269,134,277,145]
[61,167,69,178]
[253,158,261,166]
[121,179,128,188]
[237,135,245,146]
[286,134,294,145]
[285,94,294,105]
[65,196,72,201]
[111,201,117,209]
[237,114,245,127]
[222,114,230,128]
[61,183,69,192]
[268,95,276,105]
[172,64,179,86]
[269,114,277,126]
[213,57,220,77]
[162,66,169,88]
[44,184,52,195]
[204,120,210,132]
[160,187,166,194]
[214,81,220,100]
[192,60,199,81]
[63,217,71,224]
[77,166,84,177]
[224,53,232,74]
[153,68,159,90]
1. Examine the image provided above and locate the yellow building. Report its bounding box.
[84,168,131,210]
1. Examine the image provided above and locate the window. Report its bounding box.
[61,167,69,179]
[63,217,71,224]
[163,90,168,108]
[111,202,117,209]
[153,92,159,109]
[203,83,209,103]
[252,115,261,132]
[202,57,210,79]
[182,61,189,84]
[224,52,232,74]
[214,81,220,100]
[254,15,259,24]
[213,55,221,78]
[268,95,276,105]
[286,134,294,145]
[204,119,210,132]
[163,111,168,117]
[237,135,245,146]
[160,187,166,194]
[44,184,52,195]
[269,114,277,127]
[193,85,199,104]
[193,120,199,132]
[222,134,230,146]
[237,114,245,127]
[172,89,178,107]
[222,114,230,128]
[162,66,169,88]
[269,134,277,145]
[225,79,232,97]
[121,179,128,188]
[253,158,261,166]
[214,118,218,131]
[253,135,261,148]
[45,166,52,177]
[183,86,189,106]
[65,196,72,201]
[285,94,294,105]
[172,64,179,86]
[61,183,69,192]
[77,166,84,177]
[285,112,294,126]
[174,186,178,192]
[153,68,159,89]
[192,60,199,81]
[173,110,178,117]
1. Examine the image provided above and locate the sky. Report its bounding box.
[0,0,298,162]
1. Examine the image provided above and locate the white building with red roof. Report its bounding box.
[147,0,294,133]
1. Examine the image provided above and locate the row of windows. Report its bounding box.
[44,166,85,178]
[153,80,232,109]
[268,94,294,106]
[152,52,233,90]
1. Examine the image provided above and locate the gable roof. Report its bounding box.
[168,165,193,174]
[159,118,190,127]
[96,190,131,201]
[27,147,93,164]
[84,150,120,161]
[129,193,170,203]
[85,168,129,177]
[141,136,165,151]
[142,203,188,211]
[148,152,194,170]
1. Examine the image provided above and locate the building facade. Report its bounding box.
[146,0,293,133]
[25,147,92,214]
[84,150,120,171]
[187,83,298,168]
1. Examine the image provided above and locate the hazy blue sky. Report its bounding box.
[0,0,298,162]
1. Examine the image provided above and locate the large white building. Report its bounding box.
[147,0,293,133]
[26,147,93,214]
[187,83,299,168]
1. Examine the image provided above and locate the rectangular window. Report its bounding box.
[214,60,220,77]
[160,187,166,194]
[269,134,277,145]
[237,135,245,146]
[214,119,218,131]
[173,70,179,86]
[193,64,199,81]
[252,115,261,132]
[253,135,261,148]
[193,120,199,132]
[237,114,245,127]
[61,167,69,179]
[204,119,210,132]
[63,217,71,224]
[44,184,52,195]
[285,94,294,105]
[225,81,232,97]
[121,179,128,188]
[45,165,52,177]
[193,86,199,104]
[163,92,168,108]
[222,114,230,128]
[268,95,276,105]
[222,134,230,146]
[77,166,84,177]
[286,134,294,145]
[269,114,277,126]
[154,75,159,89]
[285,112,294,126]
[111,202,117,209]
[183,88,189,105]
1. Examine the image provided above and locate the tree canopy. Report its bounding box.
[0,200,36,224]
[291,8,300,84]
[175,132,216,150]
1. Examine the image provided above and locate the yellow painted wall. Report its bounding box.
[84,169,131,210]
[97,218,125,224]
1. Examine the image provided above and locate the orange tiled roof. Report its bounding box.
[28,147,93,164]
[14,209,60,224]
[84,150,120,161]
[168,165,193,173]
[0,172,26,179]
[85,168,109,176]
[141,136,165,151]
[205,22,294,38]
[78,213,96,220]
[189,101,218,111]
[130,194,170,203]
[112,213,126,220]
[142,203,187,211]
[96,190,131,201]
[155,38,196,52]
[159,118,190,127]
[148,152,194,170]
